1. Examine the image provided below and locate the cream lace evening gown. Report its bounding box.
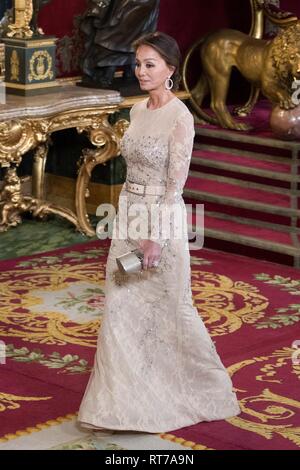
[78,97,240,432]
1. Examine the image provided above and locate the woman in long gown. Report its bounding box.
[78,31,240,433]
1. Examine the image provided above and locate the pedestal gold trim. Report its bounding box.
[6,40,57,48]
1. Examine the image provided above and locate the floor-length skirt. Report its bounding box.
[78,198,240,432]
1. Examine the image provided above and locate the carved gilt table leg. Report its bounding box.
[0,119,81,232]
[0,167,39,231]
[30,141,82,230]
[0,106,126,235]
[32,141,49,200]
[29,140,81,228]
[76,118,129,237]
[0,118,45,231]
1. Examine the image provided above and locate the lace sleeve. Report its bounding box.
[150,111,195,247]
[164,111,195,204]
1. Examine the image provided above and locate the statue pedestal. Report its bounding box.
[3,36,58,96]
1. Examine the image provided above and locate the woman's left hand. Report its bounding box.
[138,239,162,270]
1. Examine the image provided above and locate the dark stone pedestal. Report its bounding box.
[3,36,58,96]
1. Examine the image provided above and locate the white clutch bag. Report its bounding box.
[116,249,144,274]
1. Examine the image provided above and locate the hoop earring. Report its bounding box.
[165,77,173,90]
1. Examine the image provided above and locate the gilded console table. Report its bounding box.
[0,84,128,236]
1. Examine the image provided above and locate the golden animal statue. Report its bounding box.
[182,0,297,124]
[6,0,34,38]
[236,0,298,117]
[183,21,300,131]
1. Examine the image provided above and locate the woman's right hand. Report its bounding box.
[138,239,162,270]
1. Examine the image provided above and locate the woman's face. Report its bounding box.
[135,45,175,92]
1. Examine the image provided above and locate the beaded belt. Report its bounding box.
[126,180,165,196]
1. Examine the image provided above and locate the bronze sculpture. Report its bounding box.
[183,22,300,131]
[80,0,160,88]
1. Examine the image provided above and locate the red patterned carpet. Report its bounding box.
[0,240,299,450]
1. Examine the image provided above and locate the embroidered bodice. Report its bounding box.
[120,96,195,205]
